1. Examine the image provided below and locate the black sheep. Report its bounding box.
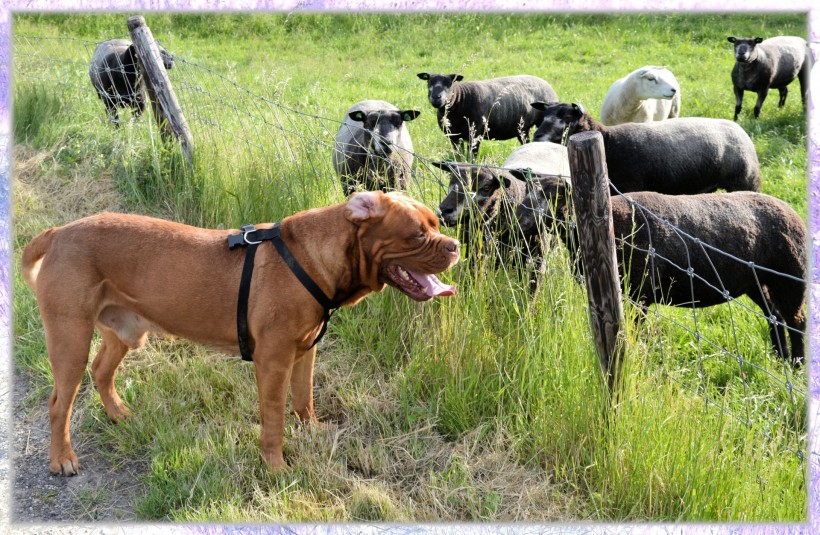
[514,176,806,366]
[531,102,761,195]
[89,39,174,127]
[417,73,558,157]
[727,36,811,120]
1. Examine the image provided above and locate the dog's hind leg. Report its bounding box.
[92,326,132,422]
[42,314,94,476]
[290,345,318,424]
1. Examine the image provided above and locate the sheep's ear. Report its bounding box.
[754,37,763,43]
[125,44,138,61]
[349,111,367,122]
[430,160,455,172]
[345,191,387,222]
[727,36,736,43]
[572,103,587,115]
[401,110,421,122]
[417,72,430,80]
[452,74,464,82]
[637,69,648,76]
[508,168,531,182]
[530,101,553,111]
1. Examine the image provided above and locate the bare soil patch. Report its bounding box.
[9,144,145,525]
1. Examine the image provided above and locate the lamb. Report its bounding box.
[89,38,175,127]
[599,66,681,125]
[332,100,420,196]
[727,36,811,121]
[514,175,806,366]
[531,102,761,194]
[417,73,558,157]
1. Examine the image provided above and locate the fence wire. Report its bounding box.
[11,33,807,464]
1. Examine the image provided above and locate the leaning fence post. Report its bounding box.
[567,130,625,392]
[127,15,193,164]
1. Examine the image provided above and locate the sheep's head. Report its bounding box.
[727,36,764,64]
[433,161,506,227]
[514,175,571,239]
[531,102,586,144]
[158,47,175,70]
[348,109,420,157]
[634,67,678,100]
[417,73,464,109]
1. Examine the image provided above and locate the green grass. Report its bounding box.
[12,12,808,522]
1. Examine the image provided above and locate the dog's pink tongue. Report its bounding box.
[407,268,456,297]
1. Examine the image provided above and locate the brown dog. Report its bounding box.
[20,191,460,476]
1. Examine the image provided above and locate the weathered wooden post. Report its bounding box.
[127,15,193,164]
[567,130,625,392]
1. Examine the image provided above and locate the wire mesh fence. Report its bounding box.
[11,30,807,467]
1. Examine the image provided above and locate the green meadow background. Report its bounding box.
[12,12,808,522]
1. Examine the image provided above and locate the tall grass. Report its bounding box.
[12,12,808,522]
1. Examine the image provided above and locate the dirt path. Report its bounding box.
[11,369,143,524]
[3,145,149,531]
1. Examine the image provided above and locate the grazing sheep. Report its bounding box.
[599,66,681,125]
[727,36,811,120]
[531,102,761,194]
[515,175,806,366]
[332,100,420,196]
[89,38,174,127]
[417,73,558,157]
[435,141,569,242]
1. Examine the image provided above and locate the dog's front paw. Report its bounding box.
[105,402,132,422]
[262,452,289,472]
[50,452,80,476]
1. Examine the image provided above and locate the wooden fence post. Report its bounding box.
[567,130,625,392]
[127,15,193,164]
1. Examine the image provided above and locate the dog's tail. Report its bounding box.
[20,227,58,291]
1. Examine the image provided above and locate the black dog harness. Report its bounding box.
[228,223,339,362]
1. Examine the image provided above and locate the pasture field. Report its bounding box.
[12,12,808,522]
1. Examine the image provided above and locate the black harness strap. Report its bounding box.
[229,223,338,362]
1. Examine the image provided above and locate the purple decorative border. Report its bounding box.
[0,2,816,534]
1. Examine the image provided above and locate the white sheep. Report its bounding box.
[599,66,681,126]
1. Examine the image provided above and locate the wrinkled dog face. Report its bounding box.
[347,191,460,301]
[349,109,419,157]
[417,73,464,109]
[727,36,763,63]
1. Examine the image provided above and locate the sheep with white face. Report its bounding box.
[599,66,681,125]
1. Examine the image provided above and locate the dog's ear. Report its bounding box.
[346,191,387,223]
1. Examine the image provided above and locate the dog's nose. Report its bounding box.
[445,239,460,254]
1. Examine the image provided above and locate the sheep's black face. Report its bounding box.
[435,162,503,227]
[728,36,763,64]
[349,109,420,157]
[435,162,474,227]
[159,48,175,70]
[418,73,463,109]
[515,177,567,237]
[531,103,582,144]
